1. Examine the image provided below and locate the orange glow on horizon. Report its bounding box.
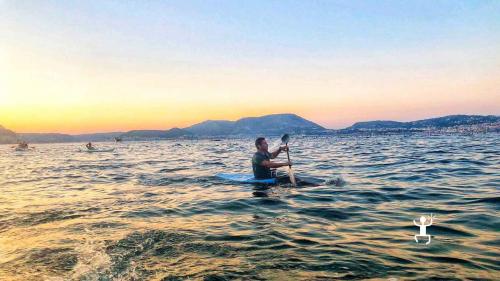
[1,30,499,134]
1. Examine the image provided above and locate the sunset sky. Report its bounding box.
[1,0,499,133]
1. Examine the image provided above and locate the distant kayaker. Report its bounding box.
[17,141,29,150]
[86,142,95,150]
[252,137,291,179]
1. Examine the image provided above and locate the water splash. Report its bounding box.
[71,228,112,280]
[326,175,346,186]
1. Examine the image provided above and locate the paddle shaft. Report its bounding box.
[285,143,291,167]
[285,143,297,186]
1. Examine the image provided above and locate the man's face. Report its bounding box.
[259,139,268,151]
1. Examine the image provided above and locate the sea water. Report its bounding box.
[0,134,498,280]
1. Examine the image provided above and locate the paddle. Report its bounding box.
[281,134,297,187]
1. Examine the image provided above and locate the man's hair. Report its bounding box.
[255,137,266,148]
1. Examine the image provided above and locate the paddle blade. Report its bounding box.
[281,134,290,145]
[288,166,297,187]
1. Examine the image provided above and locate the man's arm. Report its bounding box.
[270,146,287,159]
[261,159,290,169]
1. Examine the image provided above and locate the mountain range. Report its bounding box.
[1,114,498,144]
[185,114,325,136]
[117,114,325,140]
[345,115,500,130]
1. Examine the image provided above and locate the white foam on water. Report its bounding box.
[70,228,112,280]
[326,175,346,187]
[70,228,142,280]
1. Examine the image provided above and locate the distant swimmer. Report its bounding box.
[86,142,96,150]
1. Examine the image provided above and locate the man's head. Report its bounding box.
[255,137,268,151]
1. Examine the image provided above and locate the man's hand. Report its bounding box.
[271,146,288,159]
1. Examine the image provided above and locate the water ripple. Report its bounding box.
[0,134,499,280]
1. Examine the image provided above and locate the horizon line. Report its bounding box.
[5,112,499,135]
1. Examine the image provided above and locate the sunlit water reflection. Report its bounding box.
[0,134,499,280]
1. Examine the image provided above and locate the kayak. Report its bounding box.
[216,173,325,186]
[215,173,277,184]
[15,147,29,151]
[79,148,115,153]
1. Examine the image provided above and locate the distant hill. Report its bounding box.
[345,115,500,131]
[120,128,192,140]
[19,133,75,143]
[407,115,499,128]
[185,120,234,136]
[185,113,326,136]
[18,132,124,143]
[0,125,18,144]
[348,120,404,130]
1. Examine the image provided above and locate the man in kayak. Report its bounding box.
[86,142,96,150]
[252,137,291,179]
[16,141,29,150]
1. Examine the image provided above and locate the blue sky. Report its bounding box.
[4,1,499,62]
[1,0,499,132]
